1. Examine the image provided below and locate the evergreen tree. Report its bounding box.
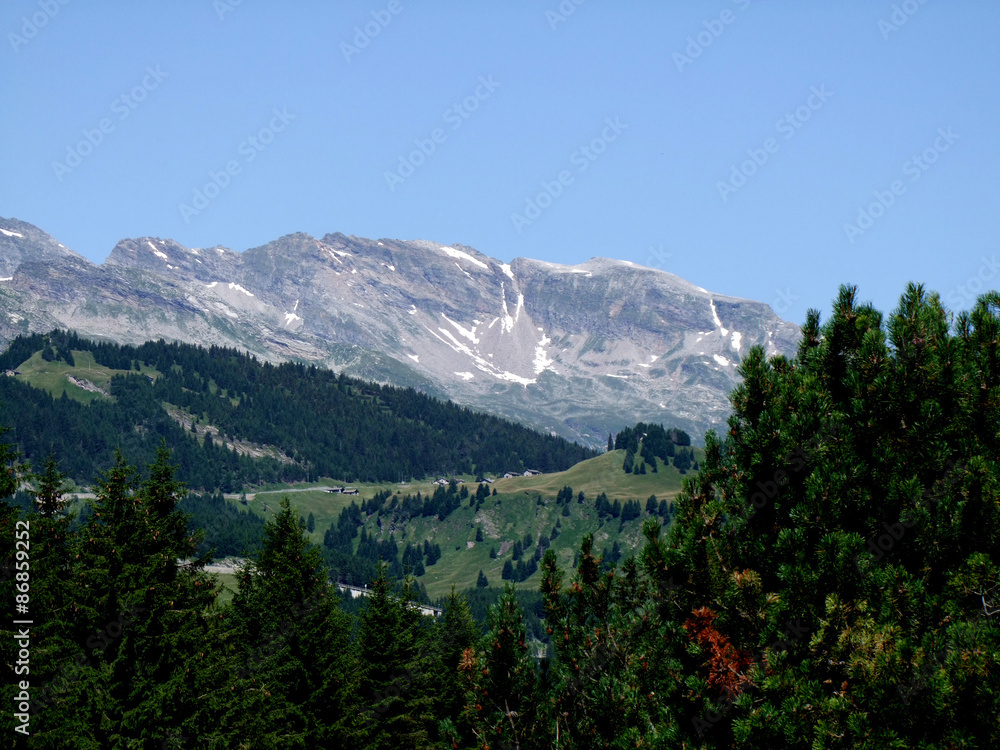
[227,496,352,747]
[476,570,489,588]
[464,584,538,749]
[347,566,434,749]
[70,446,218,747]
[430,588,481,747]
[501,559,514,580]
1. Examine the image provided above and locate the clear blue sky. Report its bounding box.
[2,1,998,323]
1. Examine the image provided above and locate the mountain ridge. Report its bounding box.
[0,216,800,445]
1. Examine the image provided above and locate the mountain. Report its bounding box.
[0,216,800,445]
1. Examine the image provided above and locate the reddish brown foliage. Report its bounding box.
[683,606,754,698]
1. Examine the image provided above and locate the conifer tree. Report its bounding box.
[465,583,538,749]
[430,587,481,747]
[226,496,352,747]
[70,445,218,747]
[347,565,434,749]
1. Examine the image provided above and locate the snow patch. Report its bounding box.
[455,262,473,279]
[440,245,488,270]
[189,247,200,255]
[441,314,479,344]
[709,299,728,336]
[148,241,168,260]
[377,241,384,246]
[455,372,475,381]
[497,371,534,386]
[658,402,666,409]
[731,331,742,352]
[500,263,514,280]
[206,282,218,288]
[499,283,523,334]
[0,277,12,282]
[407,354,419,363]
[533,334,553,375]
[381,263,395,271]
[228,282,254,297]
[0,228,24,238]
[713,354,731,367]
[283,311,303,326]
[605,374,628,379]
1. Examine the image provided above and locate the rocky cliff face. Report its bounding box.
[0,216,800,446]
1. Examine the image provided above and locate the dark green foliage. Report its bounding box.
[476,570,488,588]
[475,526,483,542]
[465,584,539,748]
[501,559,514,580]
[178,490,266,557]
[347,567,434,749]
[0,331,598,490]
[225,496,352,747]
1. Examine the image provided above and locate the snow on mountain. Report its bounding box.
[0,219,800,446]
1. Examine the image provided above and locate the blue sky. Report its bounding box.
[2,1,998,323]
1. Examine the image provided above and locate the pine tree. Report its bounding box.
[465,584,538,749]
[227,496,352,746]
[476,570,489,588]
[71,446,218,747]
[347,565,434,749]
[430,588,481,747]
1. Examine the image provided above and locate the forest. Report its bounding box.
[1,284,998,748]
[0,331,598,490]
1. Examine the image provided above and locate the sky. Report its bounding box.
[2,1,998,324]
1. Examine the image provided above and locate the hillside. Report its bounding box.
[0,330,597,490]
[192,447,693,599]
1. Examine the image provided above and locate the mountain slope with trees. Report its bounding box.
[0,330,597,490]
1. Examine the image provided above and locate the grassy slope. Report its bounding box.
[14,349,160,403]
[246,449,697,600]
[490,448,697,500]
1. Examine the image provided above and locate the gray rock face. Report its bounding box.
[0,217,800,446]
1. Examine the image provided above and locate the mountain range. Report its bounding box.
[0,216,800,446]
